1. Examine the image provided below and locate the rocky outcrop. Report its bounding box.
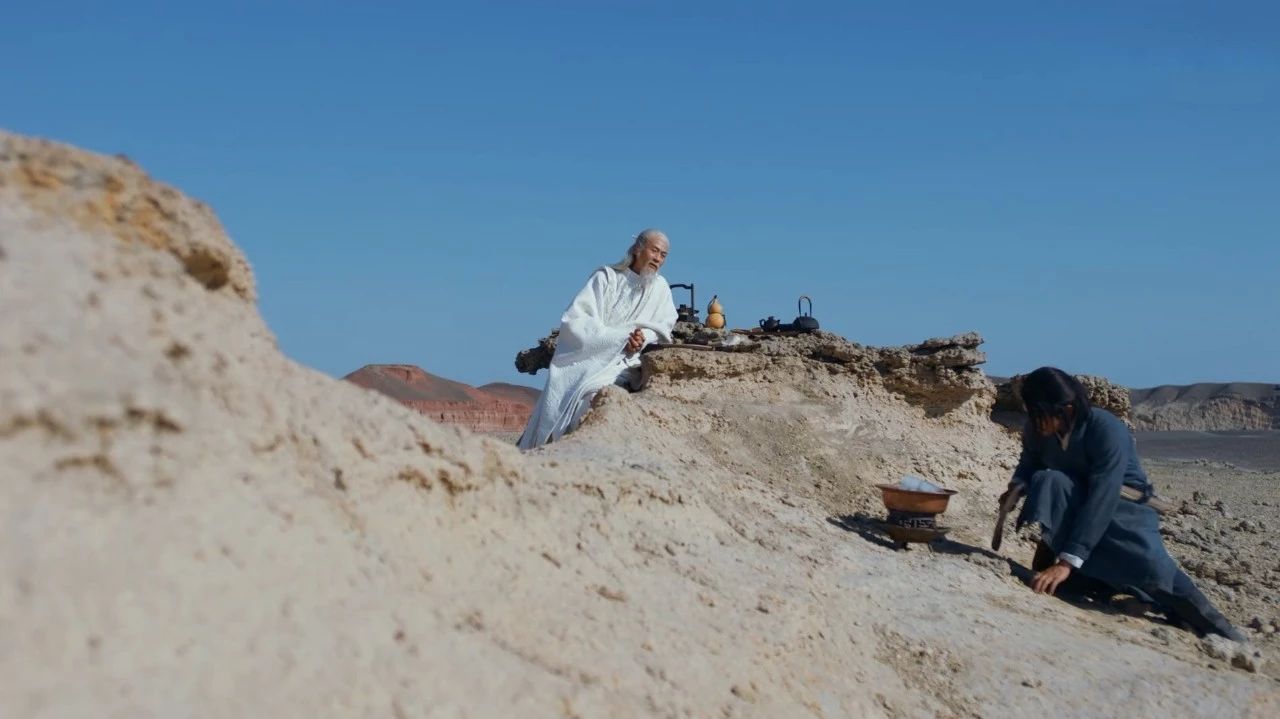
[992,373,1131,430]
[671,319,726,344]
[637,330,991,416]
[0,132,255,301]
[514,320,728,375]
[344,364,532,432]
[867,332,989,413]
[1130,383,1280,431]
[1080,375,1132,418]
[0,130,532,715]
[514,329,558,374]
[1160,489,1275,673]
[520,327,991,416]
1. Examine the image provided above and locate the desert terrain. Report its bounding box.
[1139,432,1280,472]
[1131,384,1279,432]
[2,130,1277,717]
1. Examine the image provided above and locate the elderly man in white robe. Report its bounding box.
[518,229,678,450]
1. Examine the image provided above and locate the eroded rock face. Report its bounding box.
[0,130,533,715]
[0,132,255,301]
[515,329,558,374]
[639,330,991,416]
[520,326,991,415]
[514,321,726,374]
[671,320,726,344]
[994,373,1132,422]
[869,332,989,414]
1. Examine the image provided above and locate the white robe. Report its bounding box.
[518,266,678,450]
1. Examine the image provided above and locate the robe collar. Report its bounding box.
[1056,409,1091,451]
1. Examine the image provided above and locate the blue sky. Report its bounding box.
[4,2,1277,388]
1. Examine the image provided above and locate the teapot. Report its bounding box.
[792,296,819,332]
[759,316,781,331]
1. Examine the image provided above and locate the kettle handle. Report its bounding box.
[798,295,813,317]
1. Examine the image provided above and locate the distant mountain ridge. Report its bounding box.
[1129,382,1280,431]
[477,382,541,408]
[343,365,539,433]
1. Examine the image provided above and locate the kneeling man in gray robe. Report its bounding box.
[1002,366,1244,641]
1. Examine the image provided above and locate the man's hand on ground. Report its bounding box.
[625,329,645,354]
[1031,562,1072,595]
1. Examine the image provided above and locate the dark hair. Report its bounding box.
[1021,366,1091,431]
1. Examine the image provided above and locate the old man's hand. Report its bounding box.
[1030,562,1072,595]
[625,329,645,354]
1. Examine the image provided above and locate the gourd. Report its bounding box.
[705,295,726,329]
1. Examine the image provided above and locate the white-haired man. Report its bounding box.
[518,229,678,450]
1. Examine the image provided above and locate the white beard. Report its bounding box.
[633,268,658,288]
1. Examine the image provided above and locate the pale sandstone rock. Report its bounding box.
[994,372,1132,426]
[2,130,1275,717]
[0,132,255,301]
[1201,635,1265,673]
[528,326,992,416]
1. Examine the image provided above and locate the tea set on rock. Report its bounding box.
[757,295,820,334]
[667,283,821,335]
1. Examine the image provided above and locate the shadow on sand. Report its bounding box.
[827,512,1032,583]
[825,513,1162,622]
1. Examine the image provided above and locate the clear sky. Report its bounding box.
[5,2,1277,389]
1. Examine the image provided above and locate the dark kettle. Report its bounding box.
[793,296,819,332]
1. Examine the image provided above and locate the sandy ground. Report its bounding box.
[484,366,1280,716]
[1143,455,1280,677]
[5,130,1279,718]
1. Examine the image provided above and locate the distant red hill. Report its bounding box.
[343,365,536,433]
[477,382,541,407]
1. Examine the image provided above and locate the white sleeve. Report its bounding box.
[556,270,631,360]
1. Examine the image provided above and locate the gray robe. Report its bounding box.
[1014,407,1177,593]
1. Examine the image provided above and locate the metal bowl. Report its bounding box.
[874,484,957,515]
